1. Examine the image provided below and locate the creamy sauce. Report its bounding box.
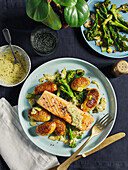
[30,119,37,126]
[91,80,100,89]
[48,135,69,145]
[66,103,83,130]
[29,98,36,107]
[76,86,84,92]
[61,67,66,79]
[48,126,85,145]
[95,97,106,112]
[28,92,38,107]
[69,138,77,146]
[39,72,59,82]
[31,107,42,114]
[84,19,92,28]
[0,50,28,84]
[71,126,85,136]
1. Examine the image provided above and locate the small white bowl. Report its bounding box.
[0,45,31,87]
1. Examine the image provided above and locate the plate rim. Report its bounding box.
[18,57,117,156]
[81,0,128,58]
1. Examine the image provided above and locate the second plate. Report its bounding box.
[81,0,128,58]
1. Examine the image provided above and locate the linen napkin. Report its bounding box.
[0,98,59,170]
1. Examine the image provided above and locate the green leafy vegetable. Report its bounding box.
[74,89,87,105]
[85,0,128,52]
[109,20,128,33]
[56,76,78,104]
[117,3,128,13]
[85,12,101,41]
[69,125,76,148]
[26,0,49,21]
[26,93,39,99]
[102,23,114,47]
[42,5,62,30]
[64,0,90,27]
[26,0,90,30]
[55,68,85,105]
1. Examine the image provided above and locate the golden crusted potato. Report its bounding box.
[53,117,66,136]
[34,81,57,95]
[82,88,100,112]
[28,108,51,122]
[71,77,90,91]
[36,122,56,136]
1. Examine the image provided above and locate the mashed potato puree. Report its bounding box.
[0,49,28,84]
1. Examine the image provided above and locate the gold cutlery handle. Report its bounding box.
[57,135,93,170]
[48,132,126,170]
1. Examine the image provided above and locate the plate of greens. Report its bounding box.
[18,58,117,156]
[81,0,128,58]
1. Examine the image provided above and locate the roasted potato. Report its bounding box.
[53,117,66,136]
[28,107,51,122]
[34,81,57,95]
[36,122,56,136]
[82,88,100,112]
[71,77,90,91]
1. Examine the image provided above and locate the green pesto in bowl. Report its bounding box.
[31,25,59,56]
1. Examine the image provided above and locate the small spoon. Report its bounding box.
[2,28,21,65]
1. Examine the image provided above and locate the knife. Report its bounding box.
[48,132,126,170]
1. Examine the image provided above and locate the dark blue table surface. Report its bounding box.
[0,0,128,170]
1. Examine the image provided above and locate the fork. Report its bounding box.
[57,113,113,170]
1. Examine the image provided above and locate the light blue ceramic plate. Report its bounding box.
[81,0,128,58]
[18,58,117,156]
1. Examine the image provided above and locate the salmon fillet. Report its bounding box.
[37,91,94,131]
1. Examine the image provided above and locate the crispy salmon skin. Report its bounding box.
[37,91,94,131]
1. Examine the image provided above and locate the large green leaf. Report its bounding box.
[26,0,49,22]
[42,5,62,30]
[53,0,77,7]
[64,0,90,27]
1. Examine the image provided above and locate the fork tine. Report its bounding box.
[101,118,113,130]
[95,113,109,125]
[100,116,112,128]
[97,114,110,126]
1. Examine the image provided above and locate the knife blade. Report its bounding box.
[48,132,126,170]
[72,132,126,162]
